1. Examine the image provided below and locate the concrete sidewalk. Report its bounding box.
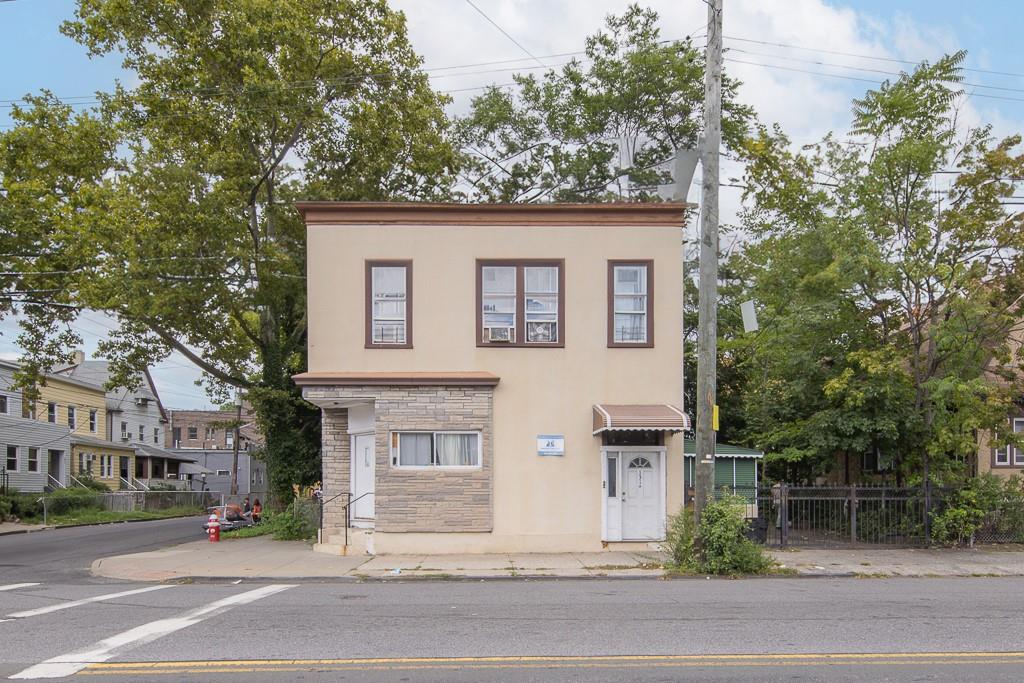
[90,536,1024,582]
[773,546,1024,577]
[91,536,665,581]
[0,522,46,536]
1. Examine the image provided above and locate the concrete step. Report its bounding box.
[320,528,374,555]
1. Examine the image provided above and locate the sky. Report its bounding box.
[1,0,1022,408]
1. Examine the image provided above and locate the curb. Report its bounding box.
[0,513,203,536]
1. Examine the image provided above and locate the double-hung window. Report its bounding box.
[153,427,159,444]
[27,447,39,473]
[478,260,563,346]
[6,445,17,471]
[138,424,145,442]
[608,260,653,347]
[187,425,198,440]
[89,410,97,433]
[366,260,412,348]
[47,402,56,423]
[67,406,77,430]
[390,431,482,468]
[0,395,8,414]
[994,418,1024,466]
[100,454,113,478]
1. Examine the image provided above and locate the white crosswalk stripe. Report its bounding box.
[0,584,40,593]
[9,583,296,679]
[5,585,171,619]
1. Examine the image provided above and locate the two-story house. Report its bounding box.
[0,360,71,491]
[53,354,195,490]
[295,202,691,555]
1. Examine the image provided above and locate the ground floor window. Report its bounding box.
[27,447,39,473]
[6,445,17,471]
[100,455,114,478]
[390,431,481,468]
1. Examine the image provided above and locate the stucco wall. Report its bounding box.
[305,219,685,549]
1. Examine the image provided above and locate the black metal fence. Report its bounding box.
[714,484,1024,548]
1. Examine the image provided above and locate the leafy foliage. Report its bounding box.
[663,499,773,575]
[455,4,752,202]
[733,53,1024,483]
[1,0,458,500]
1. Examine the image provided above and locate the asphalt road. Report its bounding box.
[1,571,1024,681]
[0,516,204,582]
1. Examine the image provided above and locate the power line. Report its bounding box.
[723,34,1024,80]
[464,0,546,69]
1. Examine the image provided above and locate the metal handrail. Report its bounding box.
[317,492,375,548]
[46,474,65,490]
[119,476,137,491]
[67,474,88,489]
[131,477,151,491]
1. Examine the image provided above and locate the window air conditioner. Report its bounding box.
[486,326,513,342]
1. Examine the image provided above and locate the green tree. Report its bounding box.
[1,0,457,499]
[454,4,753,202]
[737,53,1024,483]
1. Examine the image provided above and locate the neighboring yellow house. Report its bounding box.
[32,373,107,440]
[31,372,136,489]
[70,435,137,490]
[978,319,1024,479]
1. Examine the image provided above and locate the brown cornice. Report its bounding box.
[294,201,693,226]
[293,371,501,387]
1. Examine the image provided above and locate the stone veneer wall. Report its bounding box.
[321,408,350,532]
[309,385,494,533]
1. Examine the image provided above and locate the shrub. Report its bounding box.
[663,508,698,571]
[75,476,110,492]
[44,488,104,516]
[0,496,12,521]
[698,494,773,575]
[270,503,317,541]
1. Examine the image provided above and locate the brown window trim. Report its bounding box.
[476,259,565,348]
[607,260,654,348]
[365,260,413,349]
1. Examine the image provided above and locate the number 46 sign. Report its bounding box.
[537,435,565,456]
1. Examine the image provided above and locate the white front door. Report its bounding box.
[621,452,662,540]
[352,433,375,520]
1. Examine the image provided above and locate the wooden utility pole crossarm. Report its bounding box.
[694,0,723,521]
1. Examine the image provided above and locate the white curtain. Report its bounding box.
[435,433,478,466]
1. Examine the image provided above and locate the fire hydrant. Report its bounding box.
[207,514,221,543]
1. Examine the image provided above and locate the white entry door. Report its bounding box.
[621,452,662,540]
[352,433,375,520]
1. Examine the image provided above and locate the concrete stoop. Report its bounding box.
[314,528,374,556]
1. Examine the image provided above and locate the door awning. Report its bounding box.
[592,404,690,435]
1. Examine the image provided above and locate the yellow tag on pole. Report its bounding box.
[712,404,719,432]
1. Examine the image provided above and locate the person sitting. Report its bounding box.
[252,499,263,524]
[243,497,252,514]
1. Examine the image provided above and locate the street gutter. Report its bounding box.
[0,513,204,536]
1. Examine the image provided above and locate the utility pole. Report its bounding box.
[694,0,722,522]
[230,392,241,496]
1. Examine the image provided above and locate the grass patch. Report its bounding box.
[221,524,273,539]
[50,506,202,526]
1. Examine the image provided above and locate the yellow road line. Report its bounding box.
[78,652,1024,675]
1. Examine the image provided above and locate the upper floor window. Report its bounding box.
[47,402,56,423]
[0,394,8,414]
[67,406,77,430]
[187,425,198,440]
[608,260,653,347]
[139,424,145,442]
[89,410,97,433]
[366,261,412,348]
[205,426,215,440]
[477,260,564,347]
[153,427,159,444]
[121,421,128,439]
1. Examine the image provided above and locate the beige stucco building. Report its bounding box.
[296,202,692,555]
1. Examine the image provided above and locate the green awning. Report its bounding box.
[683,438,763,459]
